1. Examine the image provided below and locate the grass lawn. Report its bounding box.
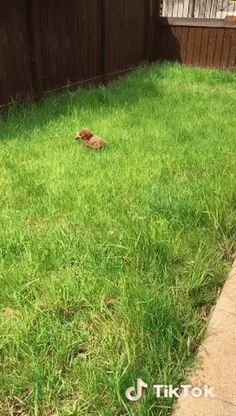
[0,63,236,416]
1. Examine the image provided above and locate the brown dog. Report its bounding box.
[76,129,107,149]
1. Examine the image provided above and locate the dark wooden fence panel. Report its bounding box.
[35,0,103,94]
[156,18,236,70]
[105,0,148,76]
[0,0,33,106]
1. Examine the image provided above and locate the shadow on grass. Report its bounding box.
[0,63,172,143]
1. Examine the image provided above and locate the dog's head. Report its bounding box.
[76,129,93,140]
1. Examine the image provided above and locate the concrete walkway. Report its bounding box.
[174,258,236,416]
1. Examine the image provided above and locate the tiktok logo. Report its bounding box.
[125,378,149,402]
[125,379,215,402]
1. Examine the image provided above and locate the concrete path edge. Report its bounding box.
[173,258,236,416]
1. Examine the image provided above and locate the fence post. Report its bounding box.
[153,0,161,61]
[101,0,109,84]
[26,0,43,99]
[146,0,153,62]
[146,0,159,62]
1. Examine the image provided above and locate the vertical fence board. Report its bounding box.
[206,27,218,66]
[37,0,103,93]
[27,0,44,98]
[0,0,33,106]
[199,28,210,66]
[185,27,195,64]
[105,0,147,75]
[170,26,182,61]
[172,26,182,61]
[180,27,189,62]
[146,0,157,62]
[227,29,236,69]
[213,28,225,66]
[156,26,168,60]
[193,27,202,66]
[221,29,232,67]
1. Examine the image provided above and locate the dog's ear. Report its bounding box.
[76,130,88,139]
[76,129,94,140]
[75,131,81,140]
[84,129,94,139]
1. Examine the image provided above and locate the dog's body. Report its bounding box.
[76,129,107,149]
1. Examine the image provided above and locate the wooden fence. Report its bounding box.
[156,18,236,69]
[0,0,235,108]
[0,0,156,108]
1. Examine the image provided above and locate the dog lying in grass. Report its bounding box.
[76,129,107,149]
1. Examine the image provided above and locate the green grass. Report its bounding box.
[0,62,236,416]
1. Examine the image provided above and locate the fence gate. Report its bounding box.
[156,0,236,69]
